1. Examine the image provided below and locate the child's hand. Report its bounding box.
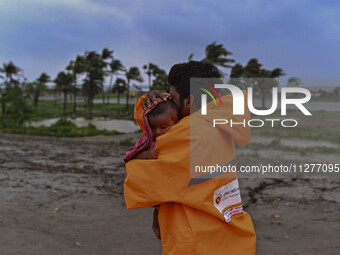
[142,90,171,110]
[148,149,159,159]
[132,149,159,160]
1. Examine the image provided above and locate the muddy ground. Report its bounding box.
[0,133,339,255]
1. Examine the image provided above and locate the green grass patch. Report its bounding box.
[0,119,121,137]
[23,100,135,121]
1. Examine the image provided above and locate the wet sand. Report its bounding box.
[0,133,339,254]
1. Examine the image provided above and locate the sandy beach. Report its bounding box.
[0,132,339,255]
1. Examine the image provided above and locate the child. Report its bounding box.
[123,98,179,240]
[123,98,178,162]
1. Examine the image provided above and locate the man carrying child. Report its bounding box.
[124,61,256,255]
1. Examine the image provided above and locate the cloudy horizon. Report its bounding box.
[1,0,339,83]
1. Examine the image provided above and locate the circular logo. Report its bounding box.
[215,196,221,205]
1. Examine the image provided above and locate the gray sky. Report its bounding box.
[1,0,339,82]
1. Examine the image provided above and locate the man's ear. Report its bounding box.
[185,94,198,112]
[183,95,190,109]
[183,95,193,109]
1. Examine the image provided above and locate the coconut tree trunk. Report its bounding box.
[73,91,77,115]
[34,91,39,112]
[63,90,67,117]
[53,91,57,108]
[107,73,113,105]
[88,96,91,119]
[101,84,107,117]
[73,83,77,119]
[1,96,7,127]
[125,80,130,113]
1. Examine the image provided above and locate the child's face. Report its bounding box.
[148,108,178,139]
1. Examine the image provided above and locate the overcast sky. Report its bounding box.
[1,0,339,82]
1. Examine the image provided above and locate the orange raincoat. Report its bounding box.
[124,92,256,254]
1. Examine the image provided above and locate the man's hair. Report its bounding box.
[147,99,178,119]
[168,61,222,105]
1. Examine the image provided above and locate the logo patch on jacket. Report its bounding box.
[213,179,243,222]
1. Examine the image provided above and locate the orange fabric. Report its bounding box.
[134,93,148,132]
[124,92,256,255]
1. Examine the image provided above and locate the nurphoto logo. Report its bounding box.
[200,83,312,128]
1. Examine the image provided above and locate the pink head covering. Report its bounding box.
[123,98,164,162]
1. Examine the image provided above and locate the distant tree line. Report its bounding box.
[1,42,294,128]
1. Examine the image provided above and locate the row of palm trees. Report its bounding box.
[54,49,144,119]
[229,58,285,108]
[0,47,174,126]
[0,42,286,127]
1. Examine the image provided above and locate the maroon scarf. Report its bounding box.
[123,98,164,162]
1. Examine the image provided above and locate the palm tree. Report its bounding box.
[26,81,48,113]
[0,61,22,127]
[242,59,284,108]
[66,55,85,118]
[228,58,285,108]
[102,48,113,60]
[125,67,143,113]
[101,48,114,117]
[202,42,235,73]
[108,59,125,104]
[258,67,285,108]
[230,63,244,78]
[229,63,245,89]
[54,71,74,117]
[143,63,158,90]
[1,61,22,83]
[243,58,262,78]
[112,78,126,104]
[37,72,50,84]
[31,72,50,111]
[6,83,29,128]
[82,51,105,119]
[150,67,168,92]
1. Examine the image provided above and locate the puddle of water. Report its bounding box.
[25,118,140,133]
